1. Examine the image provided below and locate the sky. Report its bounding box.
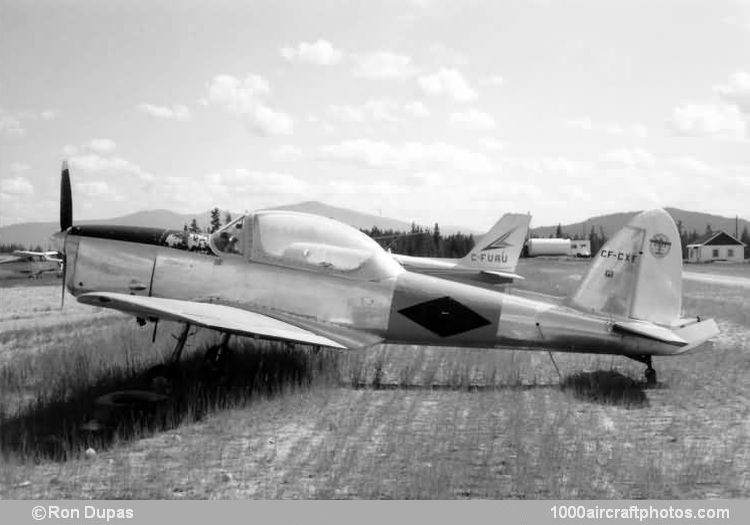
[1,0,749,231]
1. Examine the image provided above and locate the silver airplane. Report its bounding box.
[55,162,718,387]
[0,250,62,280]
[392,213,530,285]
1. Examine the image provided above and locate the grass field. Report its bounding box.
[0,259,748,499]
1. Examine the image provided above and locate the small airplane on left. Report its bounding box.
[54,160,718,390]
[0,250,62,280]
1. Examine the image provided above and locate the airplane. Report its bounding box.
[54,161,718,389]
[0,250,62,280]
[391,213,530,285]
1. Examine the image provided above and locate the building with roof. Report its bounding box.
[686,231,746,263]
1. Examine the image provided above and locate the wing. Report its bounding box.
[77,292,347,349]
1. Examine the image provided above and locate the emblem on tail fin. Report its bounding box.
[648,234,672,258]
[480,227,517,251]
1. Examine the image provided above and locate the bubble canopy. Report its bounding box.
[210,211,403,280]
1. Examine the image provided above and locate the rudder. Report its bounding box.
[459,213,531,272]
[569,209,682,325]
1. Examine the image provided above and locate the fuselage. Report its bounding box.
[62,224,688,357]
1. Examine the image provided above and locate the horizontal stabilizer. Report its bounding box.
[613,321,688,346]
[481,270,525,281]
[78,292,346,349]
[672,317,720,352]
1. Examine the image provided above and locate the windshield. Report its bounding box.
[210,215,246,256]
[254,211,402,280]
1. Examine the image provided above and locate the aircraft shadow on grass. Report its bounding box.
[1,346,649,461]
[0,341,334,462]
[559,370,650,408]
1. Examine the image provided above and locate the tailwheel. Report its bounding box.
[626,354,658,387]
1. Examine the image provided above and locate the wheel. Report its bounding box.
[645,367,657,386]
[145,364,182,395]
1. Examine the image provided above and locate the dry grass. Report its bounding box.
[0,259,748,499]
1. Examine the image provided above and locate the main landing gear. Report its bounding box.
[144,324,234,394]
[627,354,657,386]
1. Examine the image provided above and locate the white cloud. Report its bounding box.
[204,169,308,195]
[280,39,344,65]
[327,99,430,123]
[0,176,34,196]
[669,71,750,140]
[160,169,309,210]
[69,154,155,183]
[479,138,504,151]
[484,75,504,86]
[714,70,750,113]
[601,148,655,169]
[75,181,119,199]
[270,145,303,161]
[404,101,430,118]
[0,108,60,136]
[670,101,747,140]
[88,138,117,154]
[205,74,293,136]
[668,156,712,173]
[352,51,415,79]
[449,109,496,130]
[418,68,477,102]
[566,117,648,138]
[0,108,25,136]
[319,139,494,173]
[63,139,117,156]
[138,103,192,121]
[10,162,30,174]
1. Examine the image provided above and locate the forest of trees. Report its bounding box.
[362,223,476,258]
[0,243,46,254]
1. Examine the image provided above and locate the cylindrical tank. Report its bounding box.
[526,238,571,257]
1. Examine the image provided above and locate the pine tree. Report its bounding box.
[224,212,233,225]
[189,218,201,233]
[555,223,563,238]
[432,223,442,256]
[209,208,221,233]
[742,226,750,260]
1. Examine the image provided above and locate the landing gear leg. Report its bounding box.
[146,323,191,395]
[203,333,233,384]
[204,333,232,366]
[627,354,657,387]
[644,361,657,387]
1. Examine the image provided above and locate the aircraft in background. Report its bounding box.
[0,250,62,280]
[54,161,718,388]
[392,213,530,285]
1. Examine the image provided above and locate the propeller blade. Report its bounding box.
[60,160,72,231]
[60,249,67,309]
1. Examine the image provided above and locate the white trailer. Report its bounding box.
[526,238,571,257]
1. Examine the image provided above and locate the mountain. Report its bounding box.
[531,208,749,240]
[0,201,475,249]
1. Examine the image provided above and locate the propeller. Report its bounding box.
[60,160,72,231]
[57,160,72,308]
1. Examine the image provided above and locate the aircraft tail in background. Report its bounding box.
[457,213,531,279]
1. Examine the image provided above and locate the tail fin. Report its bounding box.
[459,213,531,272]
[569,209,682,325]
